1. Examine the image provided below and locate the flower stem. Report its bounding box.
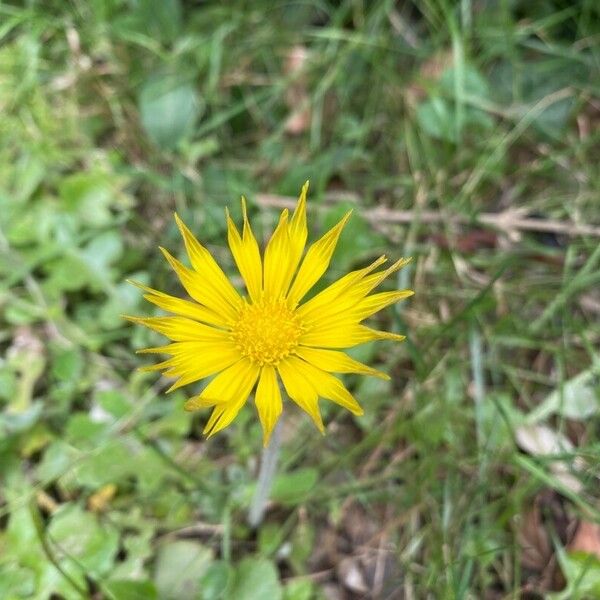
[248,418,283,528]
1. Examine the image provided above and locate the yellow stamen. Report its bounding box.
[231,299,304,366]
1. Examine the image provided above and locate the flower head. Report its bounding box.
[127,183,413,445]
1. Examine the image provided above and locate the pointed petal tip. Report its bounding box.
[183,398,201,412]
[122,314,141,324]
[137,364,163,373]
[373,371,391,381]
[165,381,182,394]
[173,212,186,232]
[388,333,406,342]
[135,347,153,354]
[397,256,413,268]
[299,181,309,202]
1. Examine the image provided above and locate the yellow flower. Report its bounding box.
[127,183,413,445]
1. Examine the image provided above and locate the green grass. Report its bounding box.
[1,0,600,598]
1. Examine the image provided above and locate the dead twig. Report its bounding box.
[254,194,600,238]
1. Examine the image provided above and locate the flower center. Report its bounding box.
[231,299,303,366]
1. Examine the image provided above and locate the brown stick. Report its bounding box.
[255,194,600,238]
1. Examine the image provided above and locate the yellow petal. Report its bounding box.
[174,214,243,308]
[254,365,283,446]
[277,357,324,433]
[127,280,227,327]
[184,358,259,412]
[138,340,239,389]
[306,289,414,329]
[286,211,352,307]
[226,199,263,302]
[286,181,309,281]
[199,361,261,437]
[160,247,240,323]
[296,255,387,320]
[137,340,230,356]
[356,257,412,296]
[282,356,363,415]
[160,343,241,392]
[294,346,390,380]
[299,323,405,348]
[263,209,293,299]
[298,257,411,326]
[124,315,230,342]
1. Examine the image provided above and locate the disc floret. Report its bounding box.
[231,299,303,366]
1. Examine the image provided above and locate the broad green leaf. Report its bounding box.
[527,365,600,423]
[73,440,134,488]
[139,74,202,149]
[51,348,84,383]
[96,390,131,419]
[154,540,213,600]
[552,548,600,599]
[271,469,318,504]
[0,564,36,598]
[65,413,111,448]
[229,558,282,600]
[199,561,234,600]
[440,66,491,99]
[37,440,80,483]
[417,97,455,142]
[47,503,119,575]
[283,579,314,600]
[59,171,116,227]
[104,580,158,600]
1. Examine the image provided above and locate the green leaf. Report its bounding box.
[59,171,116,228]
[154,540,213,599]
[51,348,84,383]
[271,468,318,505]
[47,503,119,576]
[65,413,111,448]
[133,0,182,44]
[288,521,315,575]
[283,579,314,600]
[104,580,158,600]
[82,230,123,274]
[139,74,202,150]
[258,523,284,555]
[417,97,455,142]
[199,561,234,600]
[0,564,36,598]
[97,390,131,419]
[440,66,490,99]
[37,440,79,483]
[229,558,282,600]
[418,65,494,143]
[527,365,600,423]
[552,548,600,599]
[73,439,134,487]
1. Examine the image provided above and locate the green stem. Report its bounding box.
[248,418,282,528]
